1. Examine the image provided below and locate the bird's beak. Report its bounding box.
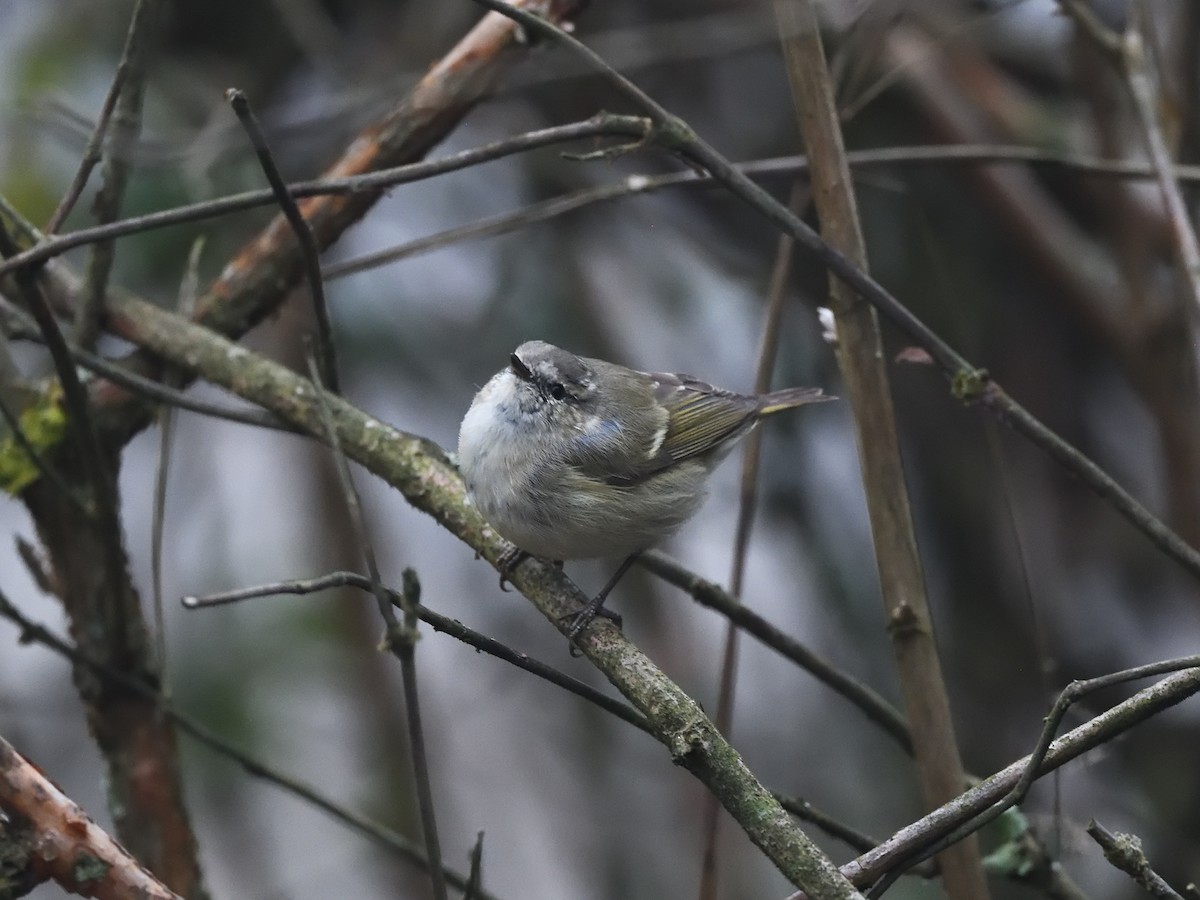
[509,353,533,381]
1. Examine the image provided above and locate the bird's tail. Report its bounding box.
[757,386,833,415]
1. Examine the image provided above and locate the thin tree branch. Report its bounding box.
[151,237,204,690]
[304,342,447,900]
[1055,0,1124,60]
[43,65,127,235]
[0,115,651,279]
[646,550,914,750]
[230,89,340,394]
[700,182,806,900]
[1120,14,1200,314]
[1088,820,1185,900]
[182,571,651,734]
[76,0,159,350]
[8,138,1200,283]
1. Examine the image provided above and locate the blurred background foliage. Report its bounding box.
[1,0,1199,897]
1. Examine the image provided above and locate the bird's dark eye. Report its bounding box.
[549,383,567,401]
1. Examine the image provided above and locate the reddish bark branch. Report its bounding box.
[0,735,181,900]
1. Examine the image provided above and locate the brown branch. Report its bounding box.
[0,735,181,900]
[773,5,987,900]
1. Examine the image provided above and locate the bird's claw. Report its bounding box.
[562,602,623,657]
[496,546,531,591]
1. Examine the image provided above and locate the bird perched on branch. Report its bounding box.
[458,340,832,645]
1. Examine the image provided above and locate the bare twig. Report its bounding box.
[43,66,128,235]
[182,572,651,734]
[775,795,886,859]
[230,89,340,393]
[0,735,181,900]
[151,237,204,685]
[321,146,1200,280]
[1088,820,1184,900]
[76,0,159,350]
[637,550,911,752]
[303,342,446,900]
[699,182,806,900]
[7,138,1200,283]
[1055,0,1124,59]
[0,115,651,279]
[465,831,485,900]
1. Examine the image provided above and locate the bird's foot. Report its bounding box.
[497,548,564,591]
[496,546,530,591]
[562,599,623,657]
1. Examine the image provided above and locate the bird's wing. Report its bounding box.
[652,374,760,465]
[557,375,759,487]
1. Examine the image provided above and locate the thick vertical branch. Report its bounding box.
[773,6,989,900]
[24,463,208,898]
[0,215,206,894]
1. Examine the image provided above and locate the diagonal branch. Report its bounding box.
[0,734,181,900]
[99,287,863,898]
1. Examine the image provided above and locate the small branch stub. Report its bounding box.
[951,368,991,403]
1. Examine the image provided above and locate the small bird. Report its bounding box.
[458,340,831,643]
